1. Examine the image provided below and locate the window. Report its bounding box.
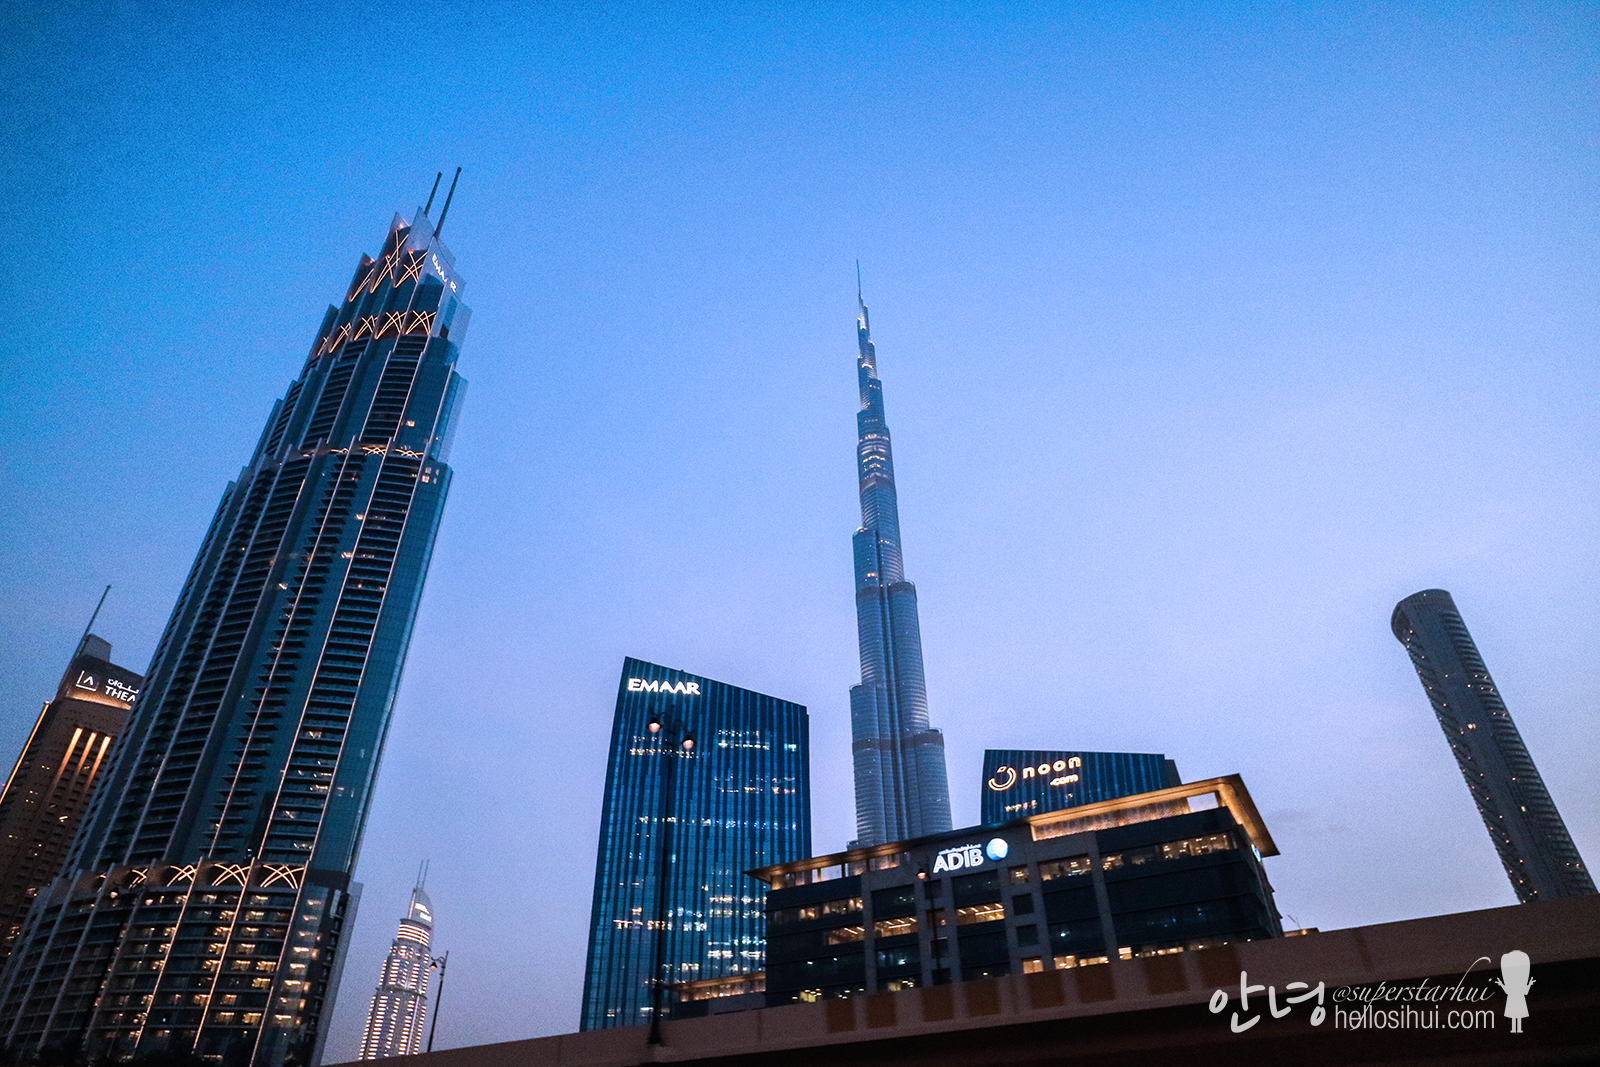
[1012,894,1035,915]
[1039,856,1091,881]
[874,916,919,938]
[1103,834,1235,872]
[825,926,865,945]
[1161,833,1234,859]
[871,886,916,914]
[1016,924,1039,946]
[1009,866,1030,885]
[1021,957,1044,974]
[877,947,919,969]
[955,902,1005,926]
[822,897,864,916]
[952,870,999,906]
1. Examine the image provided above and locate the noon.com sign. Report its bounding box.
[931,838,1010,874]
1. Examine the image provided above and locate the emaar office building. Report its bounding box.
[580,658,810,1030]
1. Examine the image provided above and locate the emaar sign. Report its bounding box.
[627,678,702,695]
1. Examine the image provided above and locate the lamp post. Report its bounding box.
[426,950,448,1053]
[646,710,694,1046]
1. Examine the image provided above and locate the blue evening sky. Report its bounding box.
[2,1,1596,1054]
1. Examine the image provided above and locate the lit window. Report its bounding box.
[874,916,919,937]
[825,926,866,945]
[1038,857,1091,880]
[955,903,1005,926]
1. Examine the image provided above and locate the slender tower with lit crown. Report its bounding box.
[357,884,435,1059]
[0,176,470,1067]
[0,631,142,965]
[848,286,951,847]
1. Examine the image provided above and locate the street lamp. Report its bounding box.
[646,712,694,1046]
[426,950,448,1053]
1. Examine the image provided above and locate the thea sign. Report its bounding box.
[627,678,702,696]
[931,838,1009,874]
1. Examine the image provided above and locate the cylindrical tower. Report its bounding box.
[1391,589,1594,902]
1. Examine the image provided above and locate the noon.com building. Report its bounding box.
[750,776,1283,1006]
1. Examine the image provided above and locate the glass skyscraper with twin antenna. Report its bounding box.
[0,191,469,1067]
[848,294,951,847]
[580,658,809,1031]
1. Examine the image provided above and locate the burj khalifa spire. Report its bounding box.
[848,287,952,846]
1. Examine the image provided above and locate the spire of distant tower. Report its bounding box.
[75,584,110,658]
[435,167,462,236]
[847,283,951,847]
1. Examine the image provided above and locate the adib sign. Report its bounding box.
[931,838,1010,874]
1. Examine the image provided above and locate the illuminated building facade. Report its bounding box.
[0,635,141,965]
[580,658,809,1030]
[757,777,1282,1005]
[1392,589,1595,902]
[357,886,434,1059]
[981,750,1179,826]
[849,293,951,847]
[0,194,469,1067]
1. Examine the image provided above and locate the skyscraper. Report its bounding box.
[357,885,435,1060]
[0,633,142,965]
[581,658,809,1031]
[980,749,1181,826]
[1391,589,1595,902]
[849,291,951,847]
[0,185,470,1067]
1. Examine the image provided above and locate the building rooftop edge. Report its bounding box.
[751,774,1276,880]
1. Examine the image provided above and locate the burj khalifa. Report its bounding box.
[848,289,952,846]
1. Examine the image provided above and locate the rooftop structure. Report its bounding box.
[981,749,1180,825]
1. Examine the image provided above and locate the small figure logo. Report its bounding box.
[987,766,1018,791]
[1495,950,1533,1033]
